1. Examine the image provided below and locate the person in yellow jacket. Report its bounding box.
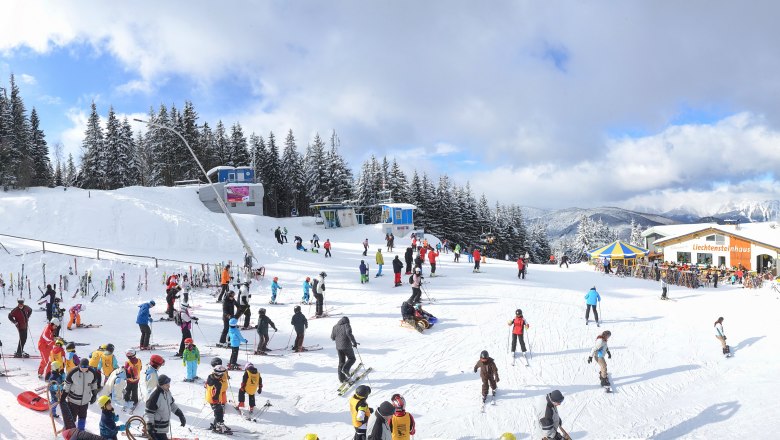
[205,359,231,434]
[350,385,372,440]
[88,344,108,368]
[217,265,232,302]
[63,342,81,372]
[388,394,416,440]
[375,249,385,277]
[98,343,119,385]
[237,363,262,412]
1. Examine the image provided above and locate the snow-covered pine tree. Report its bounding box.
[280,129,306,216]
[303,133,327,203]
[75,101,106,189]
[0,85,11,188]
[65,153,77,187]
[213,121,229,168]
[265,131,281,217]
[180,101,201,180]
[28,107,52,187]
[54,161,63,187]
[528,222,551,263]
[573,214,594,258]
[326,130,353,202]
[476,194,493,239]
[629,219,644,247]
[135,131,154,186]
[230,123,249,167]
[387,159,410,203]
[199,122,217,174]
[120,118,141,186]
[103,106,123,189]
[149,105,174,186]
[8,74,33,188]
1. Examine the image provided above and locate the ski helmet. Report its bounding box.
[50,360,63,371]
[229,318,238,327]
[515,309,522,316]
[105,343,115,354]
[97,395,112,409]
[66,342,76,351]
[17,298,24,303]
[158,374,171,386]
[499,434,517,440]
[320,272,327,277]
[149,354,165,368]
[414,267,421,274]
[54,338,65,347]
[126,348,136,358]
[149,300,156,306]
[294,305,301,313]
[213,365,227,375]
[258,308,266,315]
[602,330,612,338]
[50,318,60,326]
[391,393,406,411]
[184,338,194,345]
[244,363,254,371]
[480,350,489,359]
[211,358,223,367]
[304,435,319,440]
[414,303,421,310]
[355,385,371,398]
[549,390,564,404]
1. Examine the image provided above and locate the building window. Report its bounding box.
[395,209,403,221]
[696,253,713,265]
[676,252,691,264]
[230,203,236,207]
[705,234,725,245]
[247,202,255,206]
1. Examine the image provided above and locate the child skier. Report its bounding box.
[144,354,165,400]
[237,363,262,414]
[50,338,66,369]
[584,286,601,326]
[324,239,332,257]
[88,344,107,368]
[228,318,248,369]
[714,317,730,357]
[270,277,283,304]
[97,396,125,440]
[508,309,530,357]
[182,338,201,382]
[67,303,84,330]
[535,390,570,440]
[359,261,369,284]
[392,256,404,287]
[64,342,81,371]
[255,308,277,354]
[473,350,499,403]
[350,385,372,440]
[588,330,612,388]
[302,277,312,304]
[206,363,231,434]
[389,394,416,439]
[46,360,66,419]
[291,305,308,352]
[123,349,142,411]
[98,344,118,385]
[427,247,439,277]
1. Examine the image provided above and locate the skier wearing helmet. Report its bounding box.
[407,267,423,304]
[473,350,499,403]
[219,291,238,346]
[507,309,530,356]
[98,344,119,384]
[535,390,570,440]
[270,277,283,304]
[123,349,142,411]
[237,363,262,412]
[143,354,165,400]
[312,272,327,318]
[37,317,60,377]
[182,338,201,382]
[206,363,231,434]
[255,308,277,354]
[227,318,248,369]
[46,360,66,419]
[291,306,309,352]
[388,394,416,440]
[97,395,125,440]
[302,277,312,304]
[350,385,372,440]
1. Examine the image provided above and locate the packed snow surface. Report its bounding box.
[0,187,778,439]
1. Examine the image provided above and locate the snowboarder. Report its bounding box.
[375,249,384,277]
[38,284,57,321]
[217,264,231,302]
[360,261,369,284]
[205,364,231,433]
[408,268,423,304]
[324,239,332,257]
[584,287,601,326]
[508,309,530,356]
[472,248,481,272]
[714,317,730,357]
[588,330,612,388]
[227,318,248,368]
[37,318,60,377]
[219,291,238,345]
[46,360,66,419]
[270,277,283,304]
[392,256,404,287]
[255,308,277,354]
[366,401,394,440]
[559,255,570,268]
[144,354,166,400]
[145,374,186,437]
[362,238,369,256]
[350,385,372,440]
[473,350,499,403]
[63,358,101,430]
[182,338,201,382]
[302,277,312,304]
[177,303,198,356]
[8,298,32,357]
[67,303,85,330]
[535,390,571,440]
[331,316,359,382]
[98,343,119,384]
[661,280,668,300]
[295,235,307,251]
[97,395,125,440]
[388,394,416,440]
[427,247,439,277]
[237,363,262,412]
[123,349,142,409]
[313,272,327,318]
[312,233,320,248]
[291,306,309,352]
[136,300,155,350]
[237,283,251,328]
[517,257,525,279]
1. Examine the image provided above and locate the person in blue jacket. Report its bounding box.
[227,318,248,369]
[302,277,312,304]
[359,261,369,284]
[584,287,601,326]
[136,301,155,349]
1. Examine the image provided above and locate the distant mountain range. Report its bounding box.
[523,200,780,242]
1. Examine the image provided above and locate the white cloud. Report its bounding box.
[434,142,460,156]
[19,73,36,85]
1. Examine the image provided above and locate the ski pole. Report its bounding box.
[598,301,603,324]
[354,346,372,387]
[285,328,294,350]
[0,341,8,373]
[195,322,215,347]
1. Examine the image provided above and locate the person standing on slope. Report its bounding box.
[313,272,327,318]
[37,318,60,377]
[8,298,33,357]
[144,354,165,400]
[227,318,248,369]
[404,246,414,275]
[517,257,525,279]
[392,256,404,287]
[362,238,369,257]
[454,243,461,263]
[350,385,372,440]
[237,363,262,413]
[375,249,384,277]
[324,239,332,258]
[176,303,198,357]
[145,374,186,439]
[714,317,730,357]
[472,248,482,273]
[408,268,423,304]
[63,358,101,430]
[302,277,312,304]
[427,247,439,277]
[219,291,238,346]
[291,306,309,352]
[388,394,416,440]
[38,284,57,321]
[331,316,359,383]
[535,390,571,440]
[255,308,277,354]
[584,287,601,326]
[508,309,530,357]
[588,330,612,388]
[123,349,143,410]
[217,264,231,303]
[136,301,155,350]
[474,350,499,403]
[236,282,251,329]
[359,261,369,284]
[270,277,283,304]
[366,401,394,440]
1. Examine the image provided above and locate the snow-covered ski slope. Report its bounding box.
[0,186,778,439]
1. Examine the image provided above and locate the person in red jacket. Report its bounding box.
[427,248,439,277]
[507,309,530,356]
[517,257,525,279]
[324,239,332,258]
[472,248,482,273]
[8,298,33,358]
[38,318,61,377]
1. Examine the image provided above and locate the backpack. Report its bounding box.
[174,310,182,326]
[409,274,414,285]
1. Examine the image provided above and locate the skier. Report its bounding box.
[227,318,248,369]
[270,277,283,304]
[182,338,201,382]
[313,272,327,318]
[472,248,481,273]
[176,303,198,357]
[454,243,461,262]
[408,267,423,304]
[8,298,32,357]
[99,363,127,404]
[136,300,155,350]
[274,227,283,244]
[535,390,571,440]
[350,385,372,440]
[123,349,142,410]
[427,247,439,277]
[559,255,570,268]
[359,261,369,284]
[63,358,101,430]
[291,305,309,352]
[237,283,251,329]
[419,246,427,266]
[473,350,499,403]
[165,283,181,319]
[302,277,312,304]
[404,247,414,275]
[255,308,278,354]
[64,342,82,371]
[312,233,320,248]
[205,364,231,433]
[714,317,730,357]
[37,318,60,377]
[217,264,232,302]
[50,338,66,370]
[219,291,238,345]
[392,256,404,287]
[467,245,473,263]
[588,330,612,388]
[97,395,125,440]
[507,309,530,357]
[388,394,416,440]
[331,316,359,383]
[47,360,66,419]
[145,374,186,438]
[144,354,166,400]
[98,344,119,385]
[324,239,332,257]
[88,344,107,368]
[367,401,394,440]
[237,363,262,413]
[661,280,668,300]
[38,283,57,321]
[375,249,384,277]
[282,227,289,243]
[362,238,369,256]
[584,286,601,326]
[67,303,85,330]
[517,257,525,279]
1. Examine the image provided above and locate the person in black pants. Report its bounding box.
[404,247,414,275]
[291,306,308,352]
[38,284,57,321]
[255,308,277,353]
[313,272,326,318]
[219,291,237,345]
[331,316,359,382]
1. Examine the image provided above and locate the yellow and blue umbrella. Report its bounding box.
[587,240,648,259]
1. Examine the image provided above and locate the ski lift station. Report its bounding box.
[381,203,417,237]
[198,166,264,215]
[310,202,360,229]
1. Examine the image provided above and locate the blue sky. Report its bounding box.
[2,1,779,212]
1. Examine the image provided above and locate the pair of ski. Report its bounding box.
[288,344,323,353]
[132,343,178,350]
[480,392,497,412]
[122,401,138,414]
[231,399,272,422]
[69,324,101,329]
[1,367,27,377]
[511,352,529,367]
[337,363,374,396]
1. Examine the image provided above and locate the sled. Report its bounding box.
[17,391,49,411]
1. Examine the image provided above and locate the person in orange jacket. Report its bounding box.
[472,248,482,273]
[427,248,439,277]
[217,265,231,302]
[38,318,61,377]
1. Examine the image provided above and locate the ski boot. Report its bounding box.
[214,422,232,434]
[492,389,496,397]
[237,402,245,409]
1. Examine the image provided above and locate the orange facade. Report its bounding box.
[729,236,752,270]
